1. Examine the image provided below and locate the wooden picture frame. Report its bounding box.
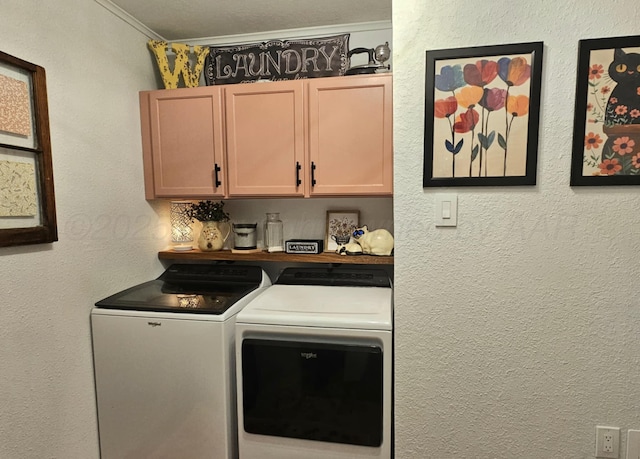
[325,210,359,252]
[570,35,640,185]
[0,50,57,247]
[424,42,543,187]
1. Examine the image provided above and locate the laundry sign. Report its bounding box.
[204,34,349,85]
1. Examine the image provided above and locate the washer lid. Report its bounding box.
[94,264,267,316]
[236,284,393,330]
[94,280,260,315]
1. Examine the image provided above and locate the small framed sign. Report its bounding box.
[204,34,349,85]
[285,239,324,254]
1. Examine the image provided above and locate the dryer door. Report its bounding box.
[241,338,383,447]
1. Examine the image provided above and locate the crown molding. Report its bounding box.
[94,0,165,40]
[181,21,392,46]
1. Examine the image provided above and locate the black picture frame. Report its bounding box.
[570,35,640,186]
[0,50,57,248]
[423,42,543,187]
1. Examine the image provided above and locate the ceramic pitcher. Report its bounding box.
[197,221,230,251]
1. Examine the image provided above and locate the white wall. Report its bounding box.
[223,197,393,247]
[0,1,159,458]
[394,0,640,457]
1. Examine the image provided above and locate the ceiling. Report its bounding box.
[105,0,392,41]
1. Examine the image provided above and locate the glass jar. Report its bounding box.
[264,212,284,252]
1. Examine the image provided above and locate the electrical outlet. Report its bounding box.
[595,426,620,458]
[603,433,614,452]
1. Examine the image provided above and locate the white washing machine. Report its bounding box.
[91,264,271,459]
[235,267,393,459]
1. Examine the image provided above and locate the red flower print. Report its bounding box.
[610,97,618,104]
[589,64,604,80]
[586,103,594,111]
[601,86,611,95]
[615,105,628,115]
[599,158,622,175]
[632,154,640,169]
[584,132,603,150]
[453,108,479,133]
[435,96,458,118]
[613,136,635,155]
[631,109,640,119]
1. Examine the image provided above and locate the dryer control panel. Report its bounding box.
[275,267,391,288]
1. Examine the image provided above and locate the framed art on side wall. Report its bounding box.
[423,42,543,187]
[571,35,640,185]
[0,50,57,247]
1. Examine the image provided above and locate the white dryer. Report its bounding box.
[235,267,393,459]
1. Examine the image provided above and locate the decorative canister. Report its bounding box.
[264,213,284,252]
[232,223,258,250]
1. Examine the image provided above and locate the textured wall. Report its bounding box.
[393,1,640,457]
[0,1,159,458]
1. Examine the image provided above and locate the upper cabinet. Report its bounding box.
[307,75,393,196]
[225,81,306,197]
[140,74,392,199]
[140,86,226,199]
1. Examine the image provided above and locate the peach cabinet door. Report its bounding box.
[141,86,226,198]
[224,81,305,197]
[307,74,393,196]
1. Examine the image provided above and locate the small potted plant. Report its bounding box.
[185,200,231,251]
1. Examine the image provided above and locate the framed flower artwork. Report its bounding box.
[325,210,359,252]
[571,35,640,185]
[423,42,543,187]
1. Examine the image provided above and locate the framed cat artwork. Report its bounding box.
[571,35,640,185]
[423,42,543,187]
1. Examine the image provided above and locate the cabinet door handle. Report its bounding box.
[311,162,317,186]
[295,162,302,186]
[214,163,222,187]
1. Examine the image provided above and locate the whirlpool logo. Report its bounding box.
[147,321,162,327]
[300,352,317,359]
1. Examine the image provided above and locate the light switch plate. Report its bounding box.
[435,193,457,227]
[627,430,640,459]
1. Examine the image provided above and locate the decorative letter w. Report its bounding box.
[148,40,209,89]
